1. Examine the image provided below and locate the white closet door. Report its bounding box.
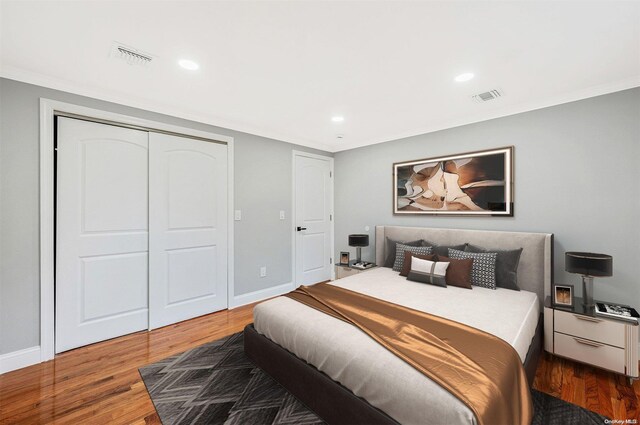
[149,133,228,329]
[56,118,149,353]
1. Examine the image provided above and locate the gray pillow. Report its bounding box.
[393,244,433,272]
[407,270,447,287]
[384,238,422,268]
[432,243,468,258]
[465,245,523,291]
[448,248,497,289]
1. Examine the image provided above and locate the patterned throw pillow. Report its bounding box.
[448,248,498,289]
[465,245,523,291]
[393,243,433,272]
[406,257,449,287]
[384,238,423,267]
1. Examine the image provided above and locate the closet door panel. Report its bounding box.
[149,133,228,329]
[56,117,149,353]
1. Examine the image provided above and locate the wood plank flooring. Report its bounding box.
[533,350,640,421]
[1,303,638,424]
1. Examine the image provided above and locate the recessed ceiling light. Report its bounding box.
[178,59,199,71]
[454,73,474,82]
[331,116,344,123]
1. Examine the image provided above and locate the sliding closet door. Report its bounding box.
[56,118,149,353]
[149,133,228,329]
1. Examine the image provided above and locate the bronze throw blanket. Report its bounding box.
[285,283,532,425]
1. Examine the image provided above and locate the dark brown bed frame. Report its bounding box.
[244,314,543,425]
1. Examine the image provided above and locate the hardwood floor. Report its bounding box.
[1,303,638,424]
[0,304,253,425]
[533,351,640,421]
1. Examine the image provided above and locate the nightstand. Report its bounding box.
[335,263,378,279]
[544,296,639,382]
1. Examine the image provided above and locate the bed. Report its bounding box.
[245,226,554,425]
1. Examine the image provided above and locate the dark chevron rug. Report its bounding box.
[139,331,609,425]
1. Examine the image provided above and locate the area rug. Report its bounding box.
[139,331,609,425]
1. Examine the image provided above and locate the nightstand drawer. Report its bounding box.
[555,310,625,348]
[336,266,359,279]
[554,332,625,374]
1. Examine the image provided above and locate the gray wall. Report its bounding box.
[0,77,331,355]
[335,88,640,307]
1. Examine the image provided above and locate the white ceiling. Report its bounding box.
[1,1,639,152]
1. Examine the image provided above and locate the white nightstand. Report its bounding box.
[335,264,378,280]
[544,296,639,382]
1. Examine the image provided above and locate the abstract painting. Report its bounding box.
[393,146,513,216]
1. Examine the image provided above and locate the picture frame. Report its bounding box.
[393,146,513,216]
[553,284,574,308]
[339,252,350,265]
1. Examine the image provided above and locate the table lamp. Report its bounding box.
[348,234,369,264]
[565,251,613,308]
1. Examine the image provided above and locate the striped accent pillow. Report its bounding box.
[448,248,498,289]
[392,243,432,272]
[406,256,449,287]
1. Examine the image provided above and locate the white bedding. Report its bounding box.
[254,267,539,425]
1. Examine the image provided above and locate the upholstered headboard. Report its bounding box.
[375,226,553,306]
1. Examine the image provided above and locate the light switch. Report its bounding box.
[234,210,242,221]
[279,210,285,220]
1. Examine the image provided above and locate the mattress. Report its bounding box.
[253,267,540,425]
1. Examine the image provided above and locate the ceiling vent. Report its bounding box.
[472,89,503,103]
[111,43,153,66]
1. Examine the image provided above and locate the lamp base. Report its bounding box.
[356,247,362,264]
[582,276,595,308]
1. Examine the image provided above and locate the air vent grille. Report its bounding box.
[472,89,503,103]
[111,43,153,66]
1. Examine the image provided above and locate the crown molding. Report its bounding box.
[333,75,640,152]
[0,65,334,153]
[2,65,637,154]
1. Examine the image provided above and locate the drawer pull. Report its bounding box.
[573,337,604,348]
[573,314,602,323]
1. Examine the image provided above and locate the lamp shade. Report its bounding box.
[348,234,369,247]
[565,252,612,277]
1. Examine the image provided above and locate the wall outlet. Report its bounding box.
[260,266,267,277]
[234,210,242,221]
[279,210,285,220]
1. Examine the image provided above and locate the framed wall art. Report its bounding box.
[393,146,513,216]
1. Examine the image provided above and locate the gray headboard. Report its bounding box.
[375,226,553,306]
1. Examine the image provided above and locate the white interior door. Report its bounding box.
[56,117,149,353]
[294,153,333,286]
[149,133,228,329]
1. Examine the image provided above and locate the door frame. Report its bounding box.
[39,98,235,362]
[291,150,335,287]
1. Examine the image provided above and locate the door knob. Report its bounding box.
[296,226,307,231]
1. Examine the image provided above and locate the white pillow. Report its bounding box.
[411,256,450,275]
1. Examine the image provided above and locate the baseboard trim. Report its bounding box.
[0,346,41,375]
[230,282,295,309]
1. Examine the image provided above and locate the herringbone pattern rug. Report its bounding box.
[139,332,322,425]
[140,332,608,425]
